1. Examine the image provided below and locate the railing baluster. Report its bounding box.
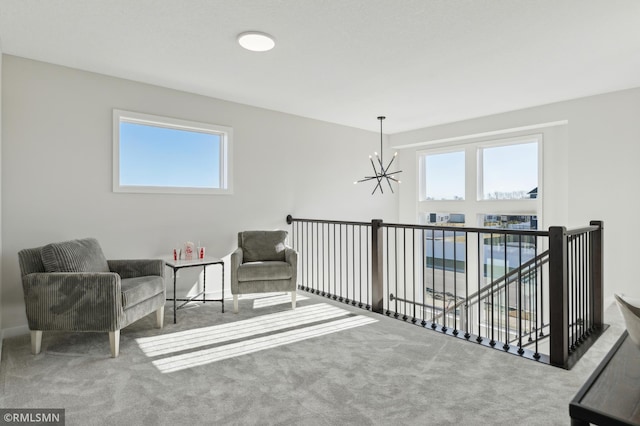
[464,231,470,340]
[420,229,427,327]
[385,225,390,316]
[411,229,417,323]
[490,232,495,347]
[503,233,510,351]
[431,229,436,329]
[366,225,371,310]
[358,225,362,308]
[453,230,458,335]
[441,229,447,332]
[394,228,399,319]
[476,233,482,343]
[351,225,356,306]
[402,228,407,321]
[533,235,540,359]
[517,235,524,355]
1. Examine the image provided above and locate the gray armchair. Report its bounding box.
[231,230,298,313]
[18,238,165,357]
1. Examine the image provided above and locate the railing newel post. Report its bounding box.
[590,220,604,329]
[549,226,569,369]
[371,219,384,314]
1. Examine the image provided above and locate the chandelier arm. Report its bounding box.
[382,155,396,173]
[382,157,403,180]
[369,157,380,174]
[385,176,395,193]
[357,176,378,183]
[372,173,384,194]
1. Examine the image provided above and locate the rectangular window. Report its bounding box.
[113,110,233,194]
[480,141,537,200]
[423,150,465,200]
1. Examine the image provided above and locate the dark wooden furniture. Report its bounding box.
[570,331,640,425]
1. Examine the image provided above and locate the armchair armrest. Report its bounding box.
[285,248,297,268]
[285,248,298,287]
[231,247,243,266]
[107,259,164,279]
[230,248,243,293]
[22,272,125,332]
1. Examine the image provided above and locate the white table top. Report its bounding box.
[164,256,223,268]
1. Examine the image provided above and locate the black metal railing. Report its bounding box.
[286,215,604,369]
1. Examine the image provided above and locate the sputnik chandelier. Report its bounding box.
[354,116,402,194]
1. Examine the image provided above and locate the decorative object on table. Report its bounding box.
[614,293,640,349]
[230,230,297,313]
[184,241,195,260]
[18,237,165,357]
[197,246,206,259]
[354,116,402,195]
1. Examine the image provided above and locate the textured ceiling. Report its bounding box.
[1,0,639,133]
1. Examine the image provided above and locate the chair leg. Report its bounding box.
[109,330,120,358]
[233,294,239,314]
[30,330,43,355]
[156,306,165,329]
[291,291,297,309]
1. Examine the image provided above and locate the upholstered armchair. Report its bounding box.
[230,230,298,313]
[18,238,165,358]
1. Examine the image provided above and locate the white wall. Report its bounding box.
[1,55,398,332]
[392,87,640,300]
[0,41,4,352]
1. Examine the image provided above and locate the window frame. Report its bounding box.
[112,109,233,195]
[417,133,543,229]
[419,147,466,202]
[477,136,541,202]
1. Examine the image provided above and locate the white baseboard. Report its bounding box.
[2,324,30,338]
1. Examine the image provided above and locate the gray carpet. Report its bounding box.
[0,292,625,426]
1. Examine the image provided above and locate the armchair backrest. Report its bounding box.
[18,247,46,277]
[18,238,110,276]
[238,230,288,263]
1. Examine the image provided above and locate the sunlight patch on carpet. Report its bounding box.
[150,315,377,373]
[252,293,308,309]
[136,303,365,358]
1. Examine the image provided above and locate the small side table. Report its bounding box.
[164,256,225,324]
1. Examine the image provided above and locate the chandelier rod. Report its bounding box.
[378,116,385,164]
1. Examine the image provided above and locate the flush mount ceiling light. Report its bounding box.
[237,31,275,52]
[354,116,402,195]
